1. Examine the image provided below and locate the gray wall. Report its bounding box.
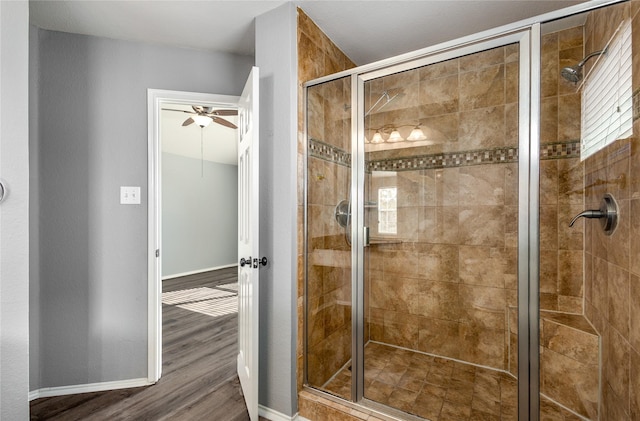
[31,27,253,390]
[29,23,42,395]
[161,152,238,277]
[255,3,298,416]
[0,1,30,418]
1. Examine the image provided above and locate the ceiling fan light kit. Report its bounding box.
[163,105,239,129]
[193,115,213,128]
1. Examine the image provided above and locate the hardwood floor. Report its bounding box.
[30,267,254,421]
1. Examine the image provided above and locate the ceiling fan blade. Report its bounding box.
[212,117,237,129]
[163,108,196,115]
[182,117,195,127]
[210,109,238,116]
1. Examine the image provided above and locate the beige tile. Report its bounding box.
[418,318,460,360]
[605,328,630,413]
[459,325,505,369]
[558,93,581,141]
[541,31,558,87]
[558,295,583,313]
[459,284,506,330]
[540,96,559,143]
[631,274,640,351]
[504,103,519,147]
[539,205,558,251]
[631,348,640,419]
[419,58,459,80]
[540,159,559,205]
[412,280,460,321]
[558,157,584,205]
[435,168,459,206]
[541,319,599,365]
[505,61,519,104]
[558,203,585,251]
[458,106,505,149]
[608,263,631,340]
[459,165,505,206]
[418,74,459,117]
[631,199,640,276]
[459,64,505,111]
[557,250,583,297]
[459,47,504,72]
[541,348,599,419]
[540,249,558,294]
[459,246,515,288]
[459,206,505,247]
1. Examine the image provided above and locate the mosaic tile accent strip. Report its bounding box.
[540,141,581,160]
[634,88,640,122]
[309,138,351,167]
[368,146,519,172]
[309,139,581,171]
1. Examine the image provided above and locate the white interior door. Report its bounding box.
[237,66,260,421]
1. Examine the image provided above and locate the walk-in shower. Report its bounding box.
[303,1,638,420]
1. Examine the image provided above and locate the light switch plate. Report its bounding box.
[120,186,141,205]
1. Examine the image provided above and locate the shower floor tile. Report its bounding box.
[323,342,518,421]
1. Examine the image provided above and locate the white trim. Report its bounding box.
[162,263,238,280]
[29,378,151,401]
[147,89,240,383]
[259,405,307,421]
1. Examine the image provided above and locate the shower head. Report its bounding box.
[561,65,583,83]
[560,49,606,83]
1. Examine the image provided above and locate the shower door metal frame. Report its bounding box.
[350,28,540,420]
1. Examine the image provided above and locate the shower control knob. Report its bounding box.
[239,256,252,267]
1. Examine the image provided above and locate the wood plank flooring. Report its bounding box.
[30,267,255,421]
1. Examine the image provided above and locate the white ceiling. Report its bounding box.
[30,0,591,66]
[31,0,591,164]
[162,104,238,165]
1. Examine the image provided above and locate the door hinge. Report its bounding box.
[155,249,160,258]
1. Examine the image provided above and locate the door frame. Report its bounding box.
[147,89,239,382]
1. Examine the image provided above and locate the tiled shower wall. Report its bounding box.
[363,31,586,377]
[297,9,356,391]
[582,2,640,419]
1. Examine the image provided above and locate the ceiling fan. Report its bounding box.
[163,105,238,129]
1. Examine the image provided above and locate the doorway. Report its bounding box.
[147,89,240,381]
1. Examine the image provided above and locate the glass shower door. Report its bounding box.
[356,33,532,420]
[305,75,353,400]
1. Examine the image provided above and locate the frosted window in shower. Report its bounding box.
[581,19,632,160]
[378,187,397,235]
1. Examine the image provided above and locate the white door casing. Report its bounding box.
[147,89,239,382]
[237,66,259,421]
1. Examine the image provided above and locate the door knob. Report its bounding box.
[240,256,252,267]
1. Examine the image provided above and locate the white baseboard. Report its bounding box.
[29,377,152,401]
[162,263,238,280]
[259,405,308,421]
